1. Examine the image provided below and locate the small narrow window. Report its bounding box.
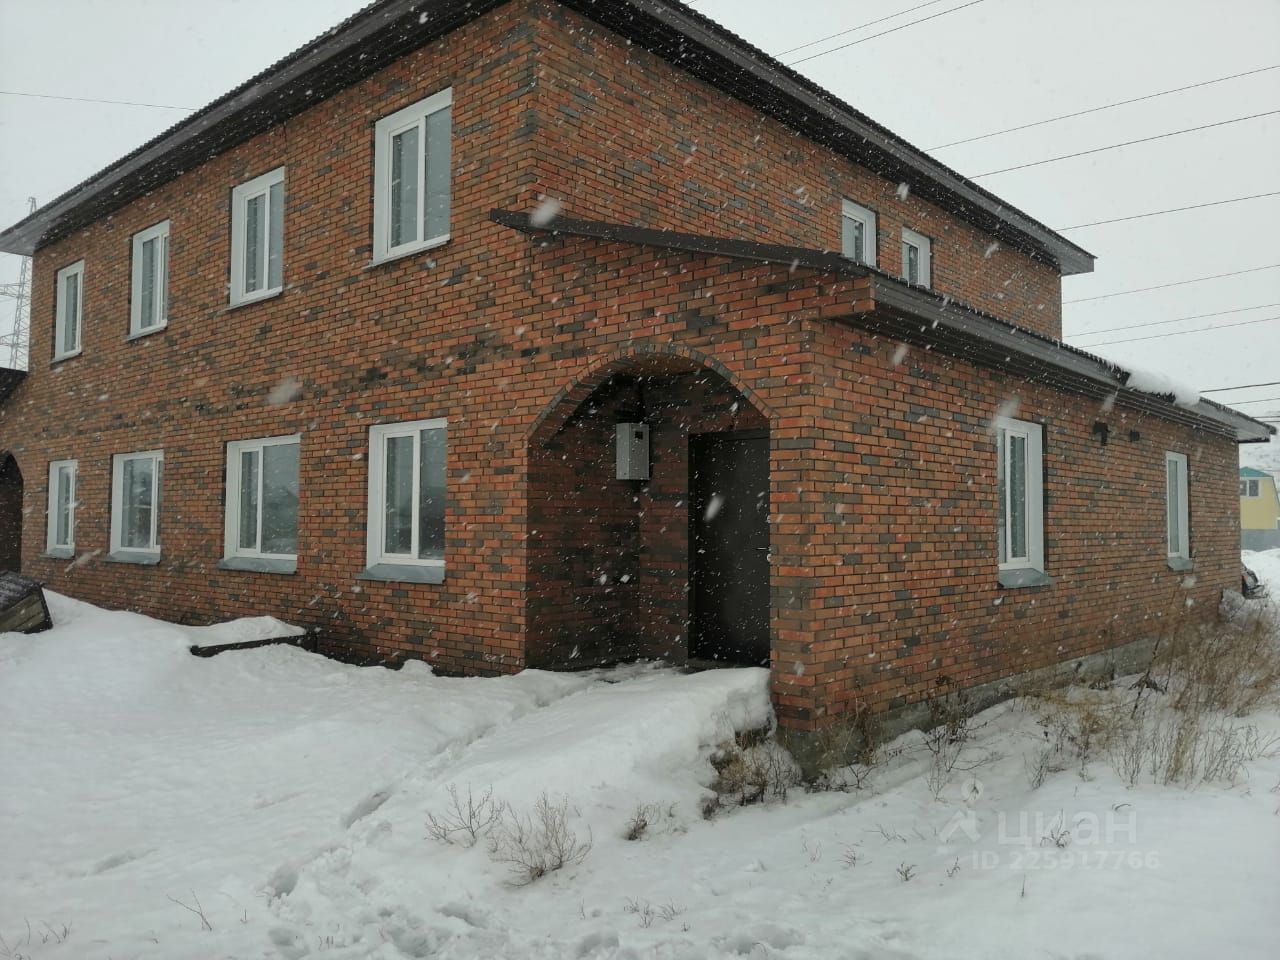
[996,416,1045,577]
[372,88,453,263]
[840,199,877,267]
[224,435,301,568]
[110,450,163,560]
[1166,452,1190,563]
[1240,478,1260,498]
[54,260,84,361]
[229,167,284,305]
[901,227,932,287]
[365,418,447,579]
[130,220,170,336]
[46,459,77,556]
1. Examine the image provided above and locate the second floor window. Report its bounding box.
[131,220,170,336]
[901,227,932,287]
[840,199,877,267]
[1240,478,1260,498]
[230,167,284,305]
[54,260,84,361]
[373,88,453,263]
[47,459,77,556]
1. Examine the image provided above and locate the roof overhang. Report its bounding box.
[490,210,1273,444]
[1,0,1092,277]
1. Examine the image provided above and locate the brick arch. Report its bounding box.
[526,340,775,446]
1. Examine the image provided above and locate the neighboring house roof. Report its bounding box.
[490,209,1274,443]
[0,0,1093,276]
[0,368,26,405]
[1240,467,1272,478]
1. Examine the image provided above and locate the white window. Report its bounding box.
[1165,452,1190,561]
[372,89,453,264]
[1240,478,1260,498]
[46,459,77,555]
[54,260,84,361]
[840,199,877,267]
[224,435,301,563]
[110,450,163,559]
[229,167,284,306]
[901,227,932,287]
[996,417,1044,574]
[130,220,170,336]
[366,418,446,573]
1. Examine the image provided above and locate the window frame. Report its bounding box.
[840,199,878,267]
[53,260,84,362]
[129,219,170,337]
[901,227,932,288]
[995,416,1045,580]
[1240,478,1260,498]
[223,434,301,570]
[1165,452,1191,565]
[109,449,164,562]
[229,167,285,307]
[364,417,447,581]
[371,88,453,265]
[46,459,78,557]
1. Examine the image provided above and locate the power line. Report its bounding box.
[1064,264,1280,304]
[1057,191,1280,231]
[777,0,949,56]
[787,0,988,66]
[1202,380,1280,393]
[1069,302,1280,339]
[1230,396,1280,405]
[929,64,1280,150]
[1082,314,1280,347]
[0,89,196,111]
[970,108,1280,178]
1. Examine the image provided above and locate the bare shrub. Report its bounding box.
[623,899,684,928]
[1154,607,1280,717]
[426,784,505,847]
[624,802,677,841]
[923,679,1000,799]
[798,701,892,792]
[488,793,592,886]
[709,734,801,808]
[896,863,916,882]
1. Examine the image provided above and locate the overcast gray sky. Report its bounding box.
[2,0,1277,457]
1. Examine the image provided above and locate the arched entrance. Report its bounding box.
[527,351,771,670]
[0,453,23,572]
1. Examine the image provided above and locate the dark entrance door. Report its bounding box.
[690,431,769,665]
[0,454,22,572]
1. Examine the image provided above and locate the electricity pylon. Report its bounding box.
[0,197,37,370]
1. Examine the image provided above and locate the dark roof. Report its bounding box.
[0,0,1093,276]
[0,368,26,405]
[490,209,1273,444]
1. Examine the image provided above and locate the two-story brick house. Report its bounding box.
[0,0,1271,738]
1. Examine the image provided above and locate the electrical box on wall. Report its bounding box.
[615,422,650,480]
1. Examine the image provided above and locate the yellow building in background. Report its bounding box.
[1241,467,1280,550]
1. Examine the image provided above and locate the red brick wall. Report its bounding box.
[530,2,1064,339]
[0,0,1240,729]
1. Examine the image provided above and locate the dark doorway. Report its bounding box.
[690,431,770,665]
[0,454,23,572]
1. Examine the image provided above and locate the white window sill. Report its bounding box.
[218,556,297,575]
[40,548,75,560]
[1167,556,1194,572]
[51,349,82,365]
[226,288,283,312]
[106,551,161,566]
[998,567,1052,589]
[127,322,168,342]
[358,562,445,584]
[367,234,450,270]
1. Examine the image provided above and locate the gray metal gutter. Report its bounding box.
[1,0,1092,278]
[491,209,1273,443]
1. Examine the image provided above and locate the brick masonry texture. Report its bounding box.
[0,0,1240,731]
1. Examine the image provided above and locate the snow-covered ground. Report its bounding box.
[3,561,1280,960]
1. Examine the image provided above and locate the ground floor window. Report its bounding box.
[995,416,1044,578]
[224,435,300,563]
[110,450,163,559]
[1166,452,1190,562]
[366,418,446,575]
[46,459,77,555]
